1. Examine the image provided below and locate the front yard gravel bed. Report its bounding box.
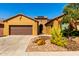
[26,36,67,52]
[26,36,79,52]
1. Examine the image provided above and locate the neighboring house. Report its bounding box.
[0,21,4,36]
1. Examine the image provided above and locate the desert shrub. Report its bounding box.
[34,38,45,45]
[71,31,79,36]
[62,28,79,37]
[36,39,45,45]
[62,28,71,37]
[51,26,67,47]
[56,40,66,47]
[51,38,67,47]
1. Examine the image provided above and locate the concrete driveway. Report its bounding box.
[0,35,35,56]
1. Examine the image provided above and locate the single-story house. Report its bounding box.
[3,14,38,36]
[0,14,67,36]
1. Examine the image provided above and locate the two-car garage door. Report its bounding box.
[9,25,32,35]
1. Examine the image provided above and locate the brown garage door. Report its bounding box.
[9,25,32,35]
[0,25,4,36]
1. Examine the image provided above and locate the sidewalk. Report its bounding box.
[26,51,79,56]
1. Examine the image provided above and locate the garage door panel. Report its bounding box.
[9,25,32,35]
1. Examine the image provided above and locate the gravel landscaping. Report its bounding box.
[26,36,67,52]
[26,36,79,52]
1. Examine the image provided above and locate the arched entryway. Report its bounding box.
[39,24,43,34]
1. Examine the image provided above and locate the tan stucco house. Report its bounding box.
[0,14,38,36]
[0,14,65,36]
[45,15,65,35]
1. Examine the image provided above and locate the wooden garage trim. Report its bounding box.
[9,25,33,35]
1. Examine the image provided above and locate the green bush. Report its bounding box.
[51,38,67,47]
[56,41,65,47]
[62,28,79,37]
[51,27,67,47]
[71,31,79,36]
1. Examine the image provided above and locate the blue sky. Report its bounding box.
[0,3,67,20]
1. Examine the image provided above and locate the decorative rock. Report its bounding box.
[36,39,45,45]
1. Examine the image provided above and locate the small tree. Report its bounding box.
[62,3,79,38]
[51,3,79,47]
[63,3,79,30]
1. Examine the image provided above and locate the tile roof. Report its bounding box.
[45,14,65,26]
[3,14,38,22]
